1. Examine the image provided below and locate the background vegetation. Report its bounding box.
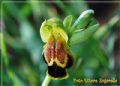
[1,0,120,86]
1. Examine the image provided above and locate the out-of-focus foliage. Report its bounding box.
[1,0,120,86]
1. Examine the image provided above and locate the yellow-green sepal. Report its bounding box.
[40,18,68,43]
[40,20,52,43]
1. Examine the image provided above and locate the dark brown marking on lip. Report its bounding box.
[65,53,73,68]
[48,63,67,78]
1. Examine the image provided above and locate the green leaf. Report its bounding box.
[63,15,73,33]
[70,9,94,33]
[1,33,9,66]
[92,46,109,68]
[94,16,120,40]
[69,24,99,46]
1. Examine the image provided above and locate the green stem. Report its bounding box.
[42,75,51,86]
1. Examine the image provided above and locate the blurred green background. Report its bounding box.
[1,0,120,86]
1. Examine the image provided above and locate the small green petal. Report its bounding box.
[63,15,73,33]
[52,27,68,43]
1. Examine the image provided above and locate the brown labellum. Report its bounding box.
[43,34,73,79]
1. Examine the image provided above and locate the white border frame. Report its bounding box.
[1,1,120,86]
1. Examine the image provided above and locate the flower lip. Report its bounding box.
[43,33,68,68]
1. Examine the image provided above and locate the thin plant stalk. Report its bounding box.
[42,75,51,86]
